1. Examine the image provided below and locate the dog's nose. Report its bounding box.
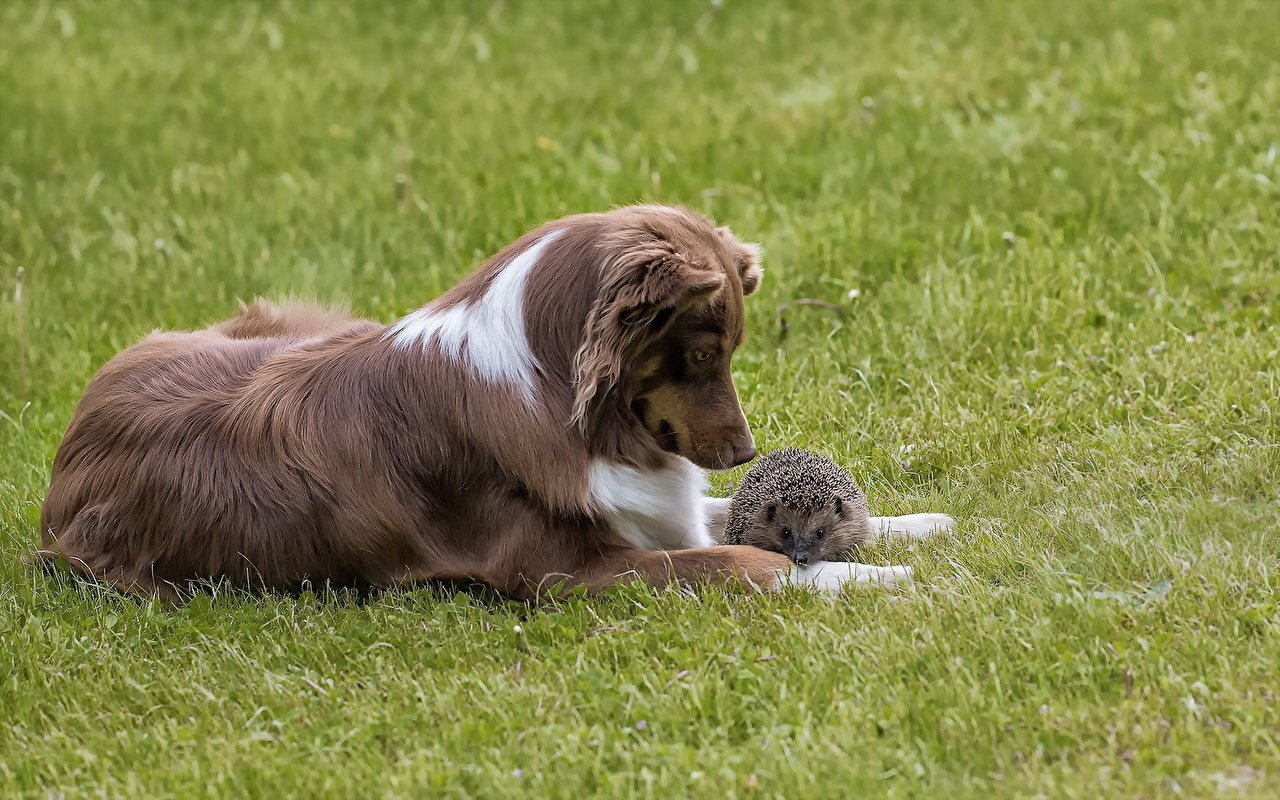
[729,438,756,467]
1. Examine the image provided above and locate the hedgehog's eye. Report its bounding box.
[780,528,792,541]
[814,528,826,539]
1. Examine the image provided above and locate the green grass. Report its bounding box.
[2,0,1278,796]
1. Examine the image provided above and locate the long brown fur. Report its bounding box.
[38,205,788,603]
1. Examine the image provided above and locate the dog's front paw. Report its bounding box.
[867,564,915,587]
[872,513,955,541]
[775,561,914,594]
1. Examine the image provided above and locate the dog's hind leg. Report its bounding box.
[30,546,184,604]
[33,507,186,605]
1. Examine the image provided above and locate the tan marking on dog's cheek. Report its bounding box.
[640,382,687,429]
[635,355,664,383]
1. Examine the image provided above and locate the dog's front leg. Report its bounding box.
[701,496,732,543]
[868,513,955,542]
[550,545,912,597]
[573,545,788,594]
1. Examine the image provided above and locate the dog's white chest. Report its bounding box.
[586,458,715,550]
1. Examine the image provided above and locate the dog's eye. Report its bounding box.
[692,350,711,362]
[780,528,792,541]
[814,528,826,539]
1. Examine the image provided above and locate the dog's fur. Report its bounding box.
[37,205,927,603]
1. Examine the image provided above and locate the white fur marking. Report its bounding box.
[774,561,914,593]
[587,458,715,550]
[388,229,564,404]
[869,513,955,541]
[702,496,732,542]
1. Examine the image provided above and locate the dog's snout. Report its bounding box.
[730,437,756,467]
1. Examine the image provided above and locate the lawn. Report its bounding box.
[2,0,1278,796]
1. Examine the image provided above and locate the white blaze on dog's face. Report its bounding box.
[572,209,765,470]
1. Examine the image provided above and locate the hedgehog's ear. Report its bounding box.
[834,497,844,517]
[765,504,776,523]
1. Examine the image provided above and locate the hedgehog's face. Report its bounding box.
[756,497,867,565]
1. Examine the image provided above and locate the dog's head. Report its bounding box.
[572,206,764,470]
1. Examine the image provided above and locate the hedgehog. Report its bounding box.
[722,448,872,565]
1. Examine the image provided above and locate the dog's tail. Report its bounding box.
[212,297,360,341]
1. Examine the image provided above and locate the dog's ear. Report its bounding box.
[571,232,724,428]
[736,242,764,296]
[716,226,764,296]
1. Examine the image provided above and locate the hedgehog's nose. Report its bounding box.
[793,551,810,566]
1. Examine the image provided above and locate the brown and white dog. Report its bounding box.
[37,205,943,603]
